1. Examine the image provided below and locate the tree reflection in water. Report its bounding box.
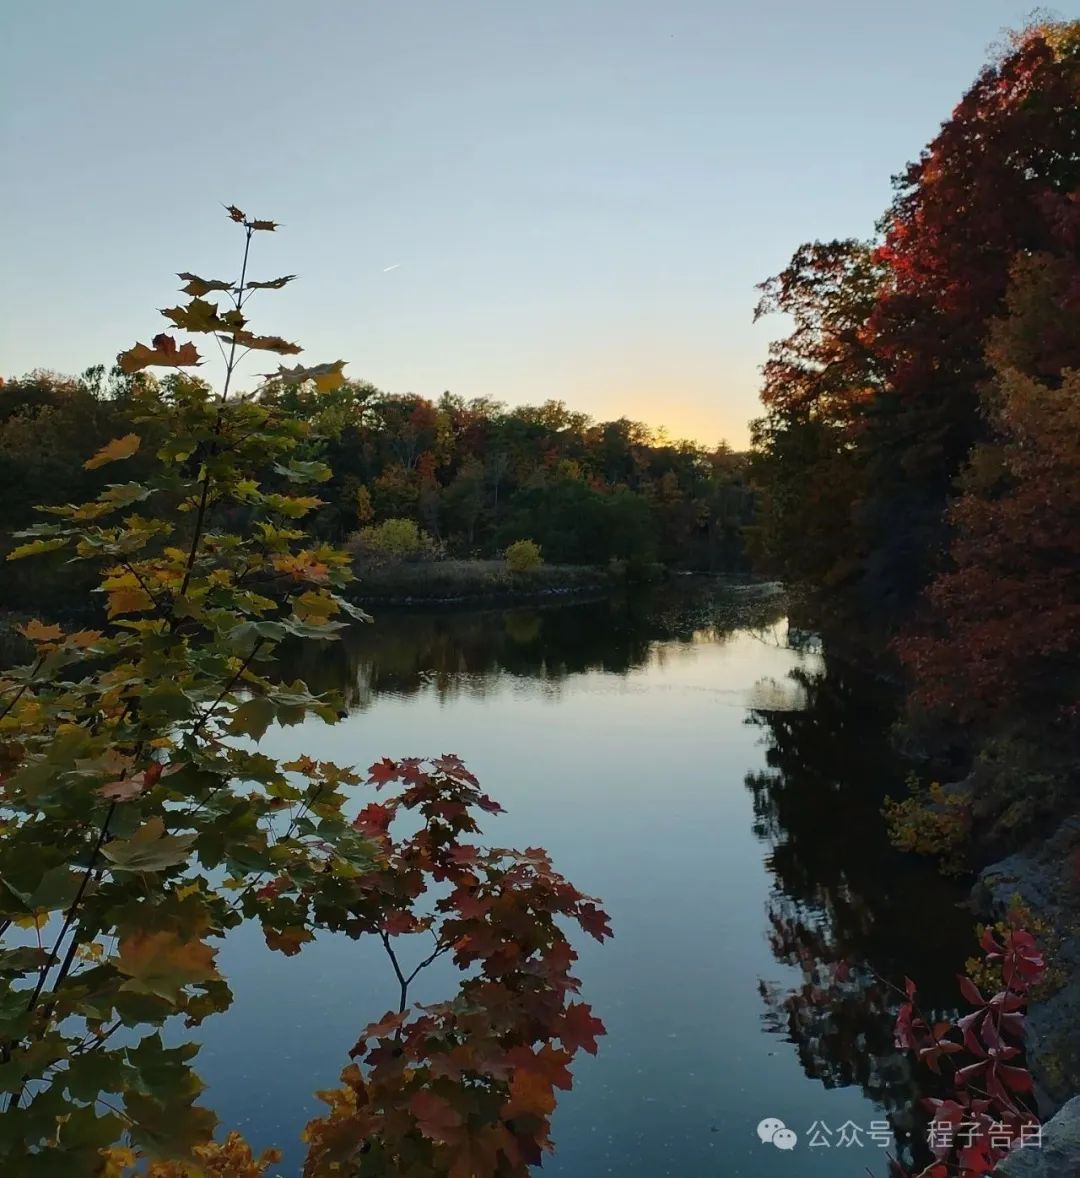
[747,652,976,1172]
[277,579,788,709]
[274,582,978,1174]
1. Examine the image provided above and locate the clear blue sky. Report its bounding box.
[1,0,1040,448]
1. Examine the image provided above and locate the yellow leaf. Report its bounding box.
[268,360,347,392]
[221,329,301,355]
[160,298,240,334]
[117,334,201,375]
[68,629,104,648]
[17,619,63,643]
[177,271,234,297]
[116,930,219,1000]
[245,275,296,290]
[84,433,142,470]
[293,590,338,624]
[271,552,329,582]
[104,573,155,618]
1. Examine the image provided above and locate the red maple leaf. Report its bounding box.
[578,903,613,941]
[557,1002,605,1055]
[410,1089,464,1145]
[352,801,394,837]
[505,1044,574,1091]
[367,758,400,788]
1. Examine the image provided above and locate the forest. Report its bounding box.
[749,20,1080,853]
[0,368,751,618]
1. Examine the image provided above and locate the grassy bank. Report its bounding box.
[348,558,621,606]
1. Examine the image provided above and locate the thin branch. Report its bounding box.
[25,803,117,1015]
[0,657,45,722]
[179,226,254,600]
[379,932,409,1013]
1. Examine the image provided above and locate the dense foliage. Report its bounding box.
[751,20,1080,755]
[1,371,752,617]
[0,210,610,1175]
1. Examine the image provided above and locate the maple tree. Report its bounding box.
[0,208,610,1174]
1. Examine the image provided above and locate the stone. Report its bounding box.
[994,1094,1080,1176]
[974,817,1080,1112]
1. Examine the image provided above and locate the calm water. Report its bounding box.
[197,581,973,1176]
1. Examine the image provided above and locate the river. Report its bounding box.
[196,580,973,1176]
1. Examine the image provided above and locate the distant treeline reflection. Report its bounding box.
[277,580,786,709]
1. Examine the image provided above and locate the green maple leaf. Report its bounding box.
[124,1090,218,1158]
[228,696,276,741]
[102,817,195,874]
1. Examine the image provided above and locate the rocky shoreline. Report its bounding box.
[977,818,1080,1174]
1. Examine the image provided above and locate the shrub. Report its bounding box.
[883,776,972,873]
[355,516,429,559]
[505,538,543,572]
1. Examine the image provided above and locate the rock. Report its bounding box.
[994,1094,1080,1175]
[974,816,1080,1112]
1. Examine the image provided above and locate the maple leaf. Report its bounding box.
[358,1010,408,1042]
[505,1044,574,1091]
[159,298,232,334]
[246,275,296,290]
[382,910,427,935]
[177,271,235,297]
[101,815,195,873]
[556,1002,605,1055]
[410,1090,464,1145]
[267,360,347,392]
[264,926,315,956]
[367,758,400,788]
[17,619,63,643]
[117,334,201,374]
[67,628,104,648]
[577,902,613,942]
[502,1068,557,1120]
[99,569,155,618]
[98,776,146,803]
[116,930,219,1000]
[447,885,491,920]
[225,204,246,222]
[83,433,141,470]
[271,551,329,582]
[221,329,302,355]
[352,802,395,837]
[445,1126,508,1178]
[98,761,164,802]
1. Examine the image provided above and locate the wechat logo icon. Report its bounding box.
[758,1117,798,1151]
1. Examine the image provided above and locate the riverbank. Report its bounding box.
[347,557,618,606]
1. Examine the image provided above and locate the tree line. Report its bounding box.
[750,20,1080,836]
[0,368,752,615]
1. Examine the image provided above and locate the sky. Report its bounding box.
[0,0,1046,449]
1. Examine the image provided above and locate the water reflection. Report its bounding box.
[280,579,788,709]
[208,581,974,1175]
[746,655,974,1170]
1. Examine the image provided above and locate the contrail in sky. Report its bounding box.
[382,263,401,272]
